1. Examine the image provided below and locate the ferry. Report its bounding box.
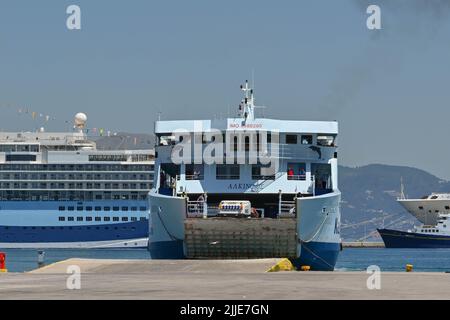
[378,213,450,248]
[148,81,342,271]
[0,113,154,248]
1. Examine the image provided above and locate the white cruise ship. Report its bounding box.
[148,81,342,271]
[398,193,450,225]
[0,114,154,248]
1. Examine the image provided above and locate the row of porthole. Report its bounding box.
[59,206,148,212]
[1,226,137,231]
[418,206,450,211]
[421,229,441,233]
[58,216,147,222]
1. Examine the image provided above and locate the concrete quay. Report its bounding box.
[342,242,385,248]
[0,258,449,300]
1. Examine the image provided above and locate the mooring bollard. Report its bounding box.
[406,264,413,272]
[37,250,45,268]
[0,252,7,273]
[300,265,311,272]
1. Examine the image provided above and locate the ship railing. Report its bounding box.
[278,200,296,218]
[287,174,306,181]
[186,200,207,218]
[253,171,284,192]
[177,174,204,181]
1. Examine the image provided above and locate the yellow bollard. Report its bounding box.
[267,258,295,272]
[300,265,311,272]
[406,264,413,272]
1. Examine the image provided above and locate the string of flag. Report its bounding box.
[0,103,136,141]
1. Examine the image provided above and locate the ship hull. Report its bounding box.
[148,191,342,271]
[397,199,450,225]
[0,200,150,249]
[378,228,450,248]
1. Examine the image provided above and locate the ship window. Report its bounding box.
[86,206,93,211]
[113,217,119,221]
[131,217,137,222]
[418,206,424,210]
[86,217,92,221]
[185,164,204,180]
[131,207,138,211]
[301,135,313,145]
[311,163,332,191]
[95,206,101,211]
[6,154,37,162]
[286,135,297,144]
[59,217,65,221]
[317,135,336,147]
[140,207,147,211]
[252,164,275,180]
[77,217,83,221]
[446,206,450,210]
[59,206,65,211]
[287,163,306,181]
[68,206,75,211]
[104,217,111,222]
[122,207,128,211]
[104,207,111,211]
[122,217,129,222]
[113,207,120,211]
[68,217,74,221]
[95,217,101,221]
[77,207,83,211]
[216,164,240,180]
[140,217,146,221]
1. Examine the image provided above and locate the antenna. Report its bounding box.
[399,177,406,200]
[239,80,255,121]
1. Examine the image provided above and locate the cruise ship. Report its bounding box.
[398,193,450,226]
[148,81,342,271]
[0,114,154,248]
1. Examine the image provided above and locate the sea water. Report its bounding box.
[2,248,450,273]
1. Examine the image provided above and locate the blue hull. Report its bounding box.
[149,240,340,271]
[378,228,450,248]
[0,220,148,243]
[291,241,341,271]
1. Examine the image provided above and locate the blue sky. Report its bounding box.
[1,1,450,179]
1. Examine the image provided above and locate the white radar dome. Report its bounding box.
[74,113,87,129]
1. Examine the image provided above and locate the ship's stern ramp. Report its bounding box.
[184,218,297,259]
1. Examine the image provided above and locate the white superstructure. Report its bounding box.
[398,193,450,225]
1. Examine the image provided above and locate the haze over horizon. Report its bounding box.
[1,1,450,180]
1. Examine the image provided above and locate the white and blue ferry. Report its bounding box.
[379,213,450,248]
[149,81,342,271]
[0,114,153,248]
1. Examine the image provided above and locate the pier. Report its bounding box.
[1,258,449,299]
[342,242,385,248]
